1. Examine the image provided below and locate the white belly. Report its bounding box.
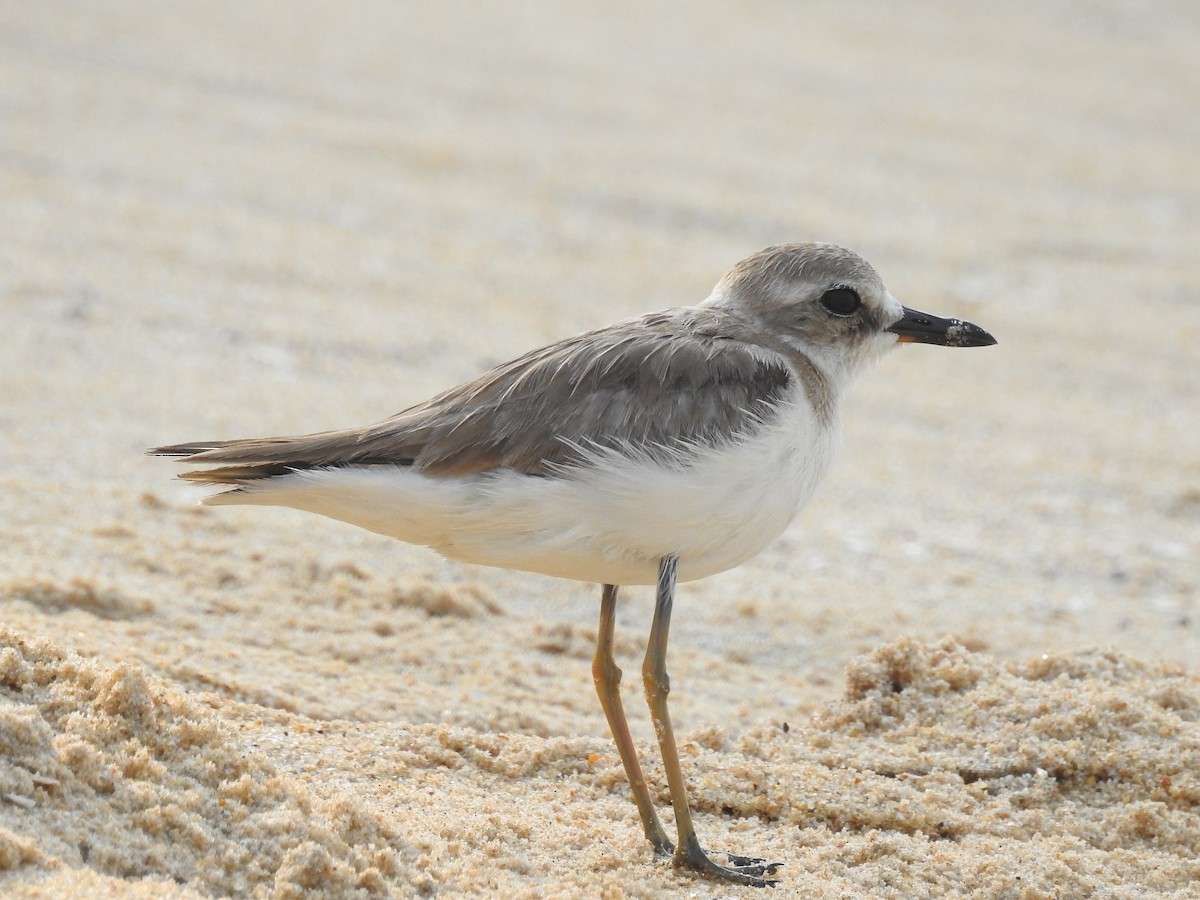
[212,401,839,586]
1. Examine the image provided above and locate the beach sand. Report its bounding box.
[2,1,1198,896]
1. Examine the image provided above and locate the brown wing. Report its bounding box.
[150,307,793,485]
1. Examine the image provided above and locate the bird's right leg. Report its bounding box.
[592,582,674,856]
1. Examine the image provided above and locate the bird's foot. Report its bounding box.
[726,853,784,879]
[675,835,782,887]
[649,836,675,858]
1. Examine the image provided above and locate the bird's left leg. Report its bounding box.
[641,555,782,887]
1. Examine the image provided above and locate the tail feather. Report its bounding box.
[147,441,233,457]
[176,462,302,485]
[147,438,314,463]
[147,428,420,488]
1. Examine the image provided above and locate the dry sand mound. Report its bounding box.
[3,631,1197,897]
[0,628,423,898]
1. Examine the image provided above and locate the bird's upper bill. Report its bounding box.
[887,306,997,348]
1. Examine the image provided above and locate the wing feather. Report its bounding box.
[150,307,795,485]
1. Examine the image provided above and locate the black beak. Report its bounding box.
[887,306,997,347]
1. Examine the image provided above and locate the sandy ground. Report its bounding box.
[2,1,1198,896]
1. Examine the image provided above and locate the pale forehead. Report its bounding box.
[718,243,885,296]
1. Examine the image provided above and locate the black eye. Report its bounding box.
[819,287,861,317]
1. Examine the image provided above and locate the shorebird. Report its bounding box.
[152,242,995,886]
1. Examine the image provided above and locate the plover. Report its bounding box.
[152,242,995,886]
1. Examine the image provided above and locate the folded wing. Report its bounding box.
[150,308,793,486]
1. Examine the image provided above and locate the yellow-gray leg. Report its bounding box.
[592,583,674,856]
[641,556,782,887]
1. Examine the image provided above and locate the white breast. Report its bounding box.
[215,387,839,586]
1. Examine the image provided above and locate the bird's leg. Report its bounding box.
[592,583,674,856]
[642,556,782,887]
